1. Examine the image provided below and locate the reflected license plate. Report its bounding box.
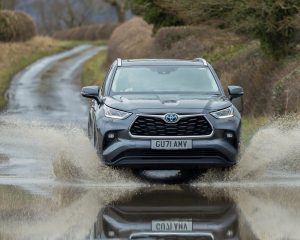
[152,220,193,232]
[151,140,192,150]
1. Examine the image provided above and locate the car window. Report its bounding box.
[111,66,219,94]
[101,63,115,96]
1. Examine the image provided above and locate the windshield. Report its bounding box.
[110,66,220,94]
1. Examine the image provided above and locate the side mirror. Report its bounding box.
[228,85,244,100]
[228,85,244,113]
[81,86,102,104]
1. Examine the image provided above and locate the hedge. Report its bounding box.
[0,10,36,42]
[53,24,117,41]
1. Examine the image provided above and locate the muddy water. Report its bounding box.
[0,46,300,240]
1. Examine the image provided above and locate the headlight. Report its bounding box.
[210,106,234,119]
[104,105,132,119]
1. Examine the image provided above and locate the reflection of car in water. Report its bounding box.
[89,188,247,240]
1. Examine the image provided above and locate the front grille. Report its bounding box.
[130,115,213,137]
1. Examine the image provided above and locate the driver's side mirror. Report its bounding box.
[81,86,102,104]
[228,85,244,101]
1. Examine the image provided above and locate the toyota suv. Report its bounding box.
[81,58,244,169]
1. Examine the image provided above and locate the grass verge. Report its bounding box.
[81,50,107,86]
[62,39,108,47]
[0,36,94,111]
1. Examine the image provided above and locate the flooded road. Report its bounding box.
[0,46,300,239]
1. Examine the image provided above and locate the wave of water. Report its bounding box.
[1,116,300,185]
[0,116,139,186]
[199,116,300,183]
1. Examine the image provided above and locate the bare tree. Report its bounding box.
[31,0,109,34]
[0,0,16,10]
[105,0,129,23]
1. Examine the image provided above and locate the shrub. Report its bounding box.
[213,46,300,115]
[153,25,243,59]
[0,10,35,42]
[107,17,154,64]
[272,65,300,115]
[53,24,117,41]
[213,48,279,115]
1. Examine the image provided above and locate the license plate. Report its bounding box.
[152,220,193,232]
[151,140,192,150]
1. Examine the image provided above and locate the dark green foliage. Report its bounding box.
[246,0,299,59]
[131,0,183,30]
[0,10,36,42]
[136,0,300,58]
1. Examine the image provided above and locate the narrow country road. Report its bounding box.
[6,45,105,126]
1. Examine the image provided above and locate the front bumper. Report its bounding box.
[102,138,237,169]
[96,113,240,169]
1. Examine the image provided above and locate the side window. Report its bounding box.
[208,64,224,95]
[101,64,114,96]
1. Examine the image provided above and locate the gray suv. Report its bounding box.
[81,58,244,169]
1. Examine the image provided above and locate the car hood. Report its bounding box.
[104,94,231,112]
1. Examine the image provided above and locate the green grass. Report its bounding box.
[81,50,107,86]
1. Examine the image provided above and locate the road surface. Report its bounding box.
[0,45,300,240]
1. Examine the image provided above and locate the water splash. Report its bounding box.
[1,115,300,185]
[0,116,139,185]
[199,116,300,182]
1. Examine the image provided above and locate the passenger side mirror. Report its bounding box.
[228,85,244,101]
[228,85,244,113]
[81,86,102,104]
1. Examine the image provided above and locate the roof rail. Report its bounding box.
[117,58,122,66]
[193,58,208,66]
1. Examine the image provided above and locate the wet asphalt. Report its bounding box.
[0,45,300,240]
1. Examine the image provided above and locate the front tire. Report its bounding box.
[88,115,93,141]
[93,122,98,147]
[132,169,201,184]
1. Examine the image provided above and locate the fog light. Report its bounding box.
[226,229,234,238]
[103,132,118,150]
[108,231,115,237]
[108,133,115,139]
[226,132,234,138]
